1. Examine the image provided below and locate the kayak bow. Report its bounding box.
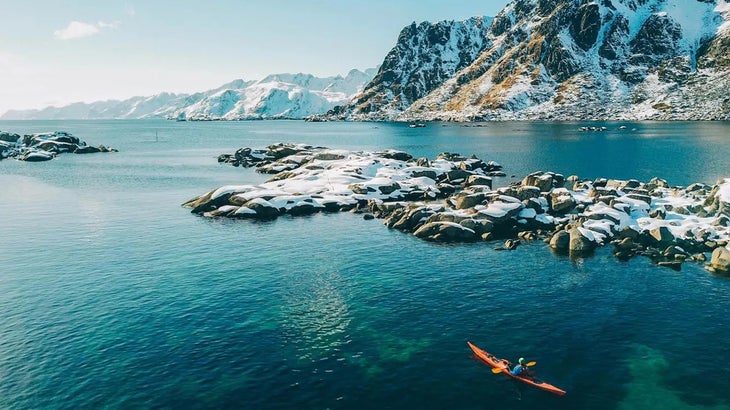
[467,341,566,396]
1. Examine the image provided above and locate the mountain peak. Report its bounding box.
[334,0,730,121]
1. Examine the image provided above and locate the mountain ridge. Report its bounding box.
[330,0,730,121]
[1,68,377,120]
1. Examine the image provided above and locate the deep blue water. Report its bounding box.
[1,120,730,409]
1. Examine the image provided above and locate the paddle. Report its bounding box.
[491,361,536,374]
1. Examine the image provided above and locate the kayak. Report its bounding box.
[467,341,567,396]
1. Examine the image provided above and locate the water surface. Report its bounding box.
[1,120,729,409]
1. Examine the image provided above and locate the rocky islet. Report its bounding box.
[0,131,117,162]
[184,143,730,274]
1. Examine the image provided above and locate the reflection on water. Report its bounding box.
[279,267,352,363]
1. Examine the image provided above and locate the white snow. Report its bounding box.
[718,178,730,202]
[211,185,255,200]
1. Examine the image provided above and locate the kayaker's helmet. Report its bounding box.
[518,358,525,365]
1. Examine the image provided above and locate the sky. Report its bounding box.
[0,0,511,114]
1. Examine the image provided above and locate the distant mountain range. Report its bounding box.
[1,69,377,120]
[326,0,730,121]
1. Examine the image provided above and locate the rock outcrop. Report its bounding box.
[186,143,730,272]
[0,131,117,162]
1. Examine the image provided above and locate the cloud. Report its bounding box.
[125,4,136,17]
[53,21,118,40]
[97,21,120,29]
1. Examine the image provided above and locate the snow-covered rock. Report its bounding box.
[0,130,116,161]
[186,143,730,272]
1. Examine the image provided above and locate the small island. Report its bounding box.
[184,143,730,274]
[0,131,117,162]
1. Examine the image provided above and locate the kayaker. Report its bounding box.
[511,358,530,377]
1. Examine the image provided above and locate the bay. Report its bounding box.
[1,119,729,409]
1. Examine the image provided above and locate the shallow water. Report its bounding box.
[1,120,729,409]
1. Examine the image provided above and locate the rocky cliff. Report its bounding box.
[335,0,730,121]
[329,16,493,119]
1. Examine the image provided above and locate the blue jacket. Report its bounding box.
[511,364,528,376]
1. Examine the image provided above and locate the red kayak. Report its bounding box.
[467,341,566,396]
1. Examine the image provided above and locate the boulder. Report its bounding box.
[522,172,553,192]
[453,192,486,210]
[243,198,281,220]
[183,186,253,214]
[411,169,438,180]
[203,205,239,217]
[465,175,493,189]
[288,201,319,216]
[649,226,675,246]
[460,218,494,236]
[436,152,466,161]
[504,239,520,250]
[476,197,524,224]
[647,177,669,190]
[74,146,103,154]
[549,188,575,214]
[391,207,433,231]
[413,222,477,242]
[709,246,730,273]
[549,230,570,251]
[618,226,640,241]
[566,175,581,190]
[569,228,597,254]
[378,182,401,195]
[378,149,412,161]
[415,157,430,167]
[313,152,344,161]
[657,261,682,271]
[662,245,688,259]
[444,169,472,183]
[614,237,638,252]
[267,144,306,159]
[627,193,652,204]
[20,151,54,161]
[0,131,20,143]
[649,208,666,219]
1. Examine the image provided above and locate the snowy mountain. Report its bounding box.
[175,69,377,120]
[331,0,730,121]
[1,69,377,120]
[331,17,493,119]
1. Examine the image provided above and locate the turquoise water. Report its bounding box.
[1,120,730,409]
